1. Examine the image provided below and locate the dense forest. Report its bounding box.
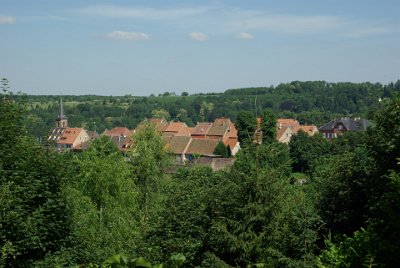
[1,80,400,267]
[21,80,400,139]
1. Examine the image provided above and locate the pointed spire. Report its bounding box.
[59,98,64,117]
[57,98,66,120]
[55,98,67,127]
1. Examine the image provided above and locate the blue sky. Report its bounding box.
[1,0,399,95]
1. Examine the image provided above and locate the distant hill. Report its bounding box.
[22,80,400,139]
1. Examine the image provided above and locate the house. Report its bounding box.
[277,118,300,128]
[164,122,188,138]
[56,128,90,151]
[275,118,318,143]
[138,118,169,132]
[186,139,219,158]
[167,136,192,163]
[319,118,369,139]
[102,127,132,151]
[190,122,213,139]
[292,125,319,136]
[48,99,89,151]
[276,125,295,144]
[207,118,240,155]
[151,117,240,157]
[48,99,68,142]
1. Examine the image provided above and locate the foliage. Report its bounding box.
[144,167,224,265]
[236,111,257,145]
[0,92,70,267]
[98,253,185,268]
[213,141,230,158]
[289,131,331,173]
[4,80,400,266]
[22,80,397,140]
[317,227,378,268]
[313,146,378,236]
[208,143,318,267]
[128,123,171,225]
[260,109,277,144]
[60,136,139,265]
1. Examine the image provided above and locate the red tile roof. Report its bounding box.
[191,122,213,136]
[165,122,187,133]
[103,127,131,137]
[277,118,300,127]
[208,118,232,136]
[175,127,194,137]
[57,128,85,144]
[168,136,192,154]
[276,126,294,142]
[141,118,169,132]
[292,125,318,136]
[186,139,218,156]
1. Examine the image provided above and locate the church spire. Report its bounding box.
[55,98,68,128]
[59,98,65,118]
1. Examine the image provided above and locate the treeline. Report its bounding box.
[1,84,400,267]
[22,80,400,139]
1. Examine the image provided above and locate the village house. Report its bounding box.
[157,118,240,164]
[102,127,132,151]
[56,128,89,151]
[319,117,369,139]
[275,118,319,144]
[48,99,89,151]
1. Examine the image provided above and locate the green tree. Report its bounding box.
[213,141,230,158]
[199,101,214,122]
[151,109,171,121]
[209,143,318,266]
[62,136,138,265]
[260,109,277,144]
[0,91,70,267]
[144,167,222,265]
[128,123,171,224]
[236,111,257,146]
[289,131,331,173]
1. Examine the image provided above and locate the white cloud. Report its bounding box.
[0,16,16,24]
[237,32,254,39]
[189,32,209,41]
[78,5,211,20]
[103,31,150,41]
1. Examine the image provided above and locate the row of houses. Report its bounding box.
[48,100,369,160]
[274,117,369,142]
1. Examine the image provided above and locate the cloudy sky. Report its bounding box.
[1,0,399,95]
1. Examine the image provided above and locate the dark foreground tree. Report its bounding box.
[0,91,70,267]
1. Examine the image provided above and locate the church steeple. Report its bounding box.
[55,98,68,128]
[59,98,65,118]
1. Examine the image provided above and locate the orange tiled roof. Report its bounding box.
[57,128,84,144]
[165,122,187,133]
[175,126,194,137]
[292,125,318,136]
[144,118,169,132]
[276,126,294,141]
[168,136,192,154]
[103,127,131,137]
[186,139,218,156]
[277,118,300,127]
[191,122,213,136]
[208,118,232,136]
